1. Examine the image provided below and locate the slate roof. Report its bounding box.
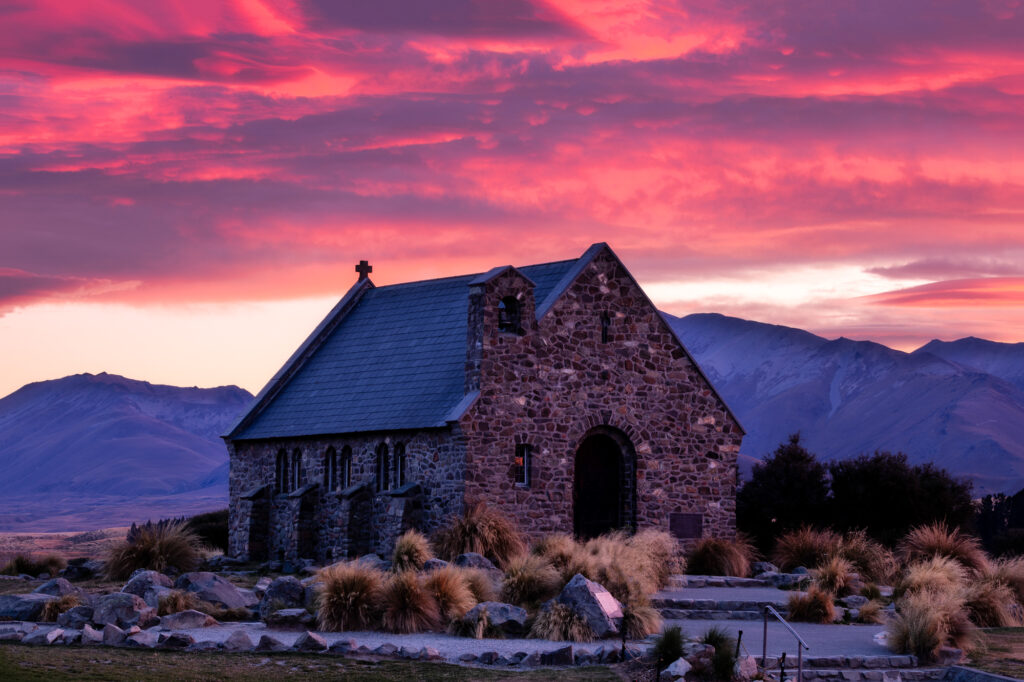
[230,258,580,440]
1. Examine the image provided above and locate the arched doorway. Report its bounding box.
[573,428,636,539]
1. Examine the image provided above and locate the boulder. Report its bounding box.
[224,629,255,651]
[422,558,449,572]
[82,623,104,644]
[57,605,95,629]
[734,654,759,680]
[102,623,127,646]
[356,554,390,572]
[541,645,574,665]
[662,657,692,680]
[126,630,159,648]
[0,631,24,642]
[160,609,219,630]
[293,630,328,651]
[841,595,869,609]
[236,588,260,608]
[303,584,321,611]
[63,558,105,582]
[253,576,273,595]
[122,571,173,608]
[256,634,288,651]
[453,553,498,571]
[555,574,623,638]
[33,578,80,597]
[265,607,315,628]
[22,628,57,646]
[189,640,221,651]
[157,632,195,649]
[0,593,56,621]
[258,576,306,618]
[175,572,248,609]
[92,593,154,628]
[61,629,82,645]
[751,561,779,575]
[465,601,529,636]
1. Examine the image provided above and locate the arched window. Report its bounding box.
[498,296,520,333]
[376,443,390,492]
[324,447,337,491]
[600,312,611,343]
[394,442,407,488]
[340,445,352,489]
[291,449,303,492]
[275,449,288,494]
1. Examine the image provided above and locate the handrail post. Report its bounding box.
[762,606,768,667]
[798,641,803,682]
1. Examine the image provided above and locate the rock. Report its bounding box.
[256,634,288,651]
[465,601,529,636]
[752,561,779,574]
[293,630,328,651]
[458,652,477,662]
[555,574,623,638]
[453,553,498,571]
[236,588,260,608]
[22,628,54,646]
[126,630,159,648]
[122,571,174,608]
[683,641,714,658]
[63,559,104,582]
[356,554,391,572]
[662,657,692,680]
[57,605,95,629]
[375,642,399,656]
[792,566,809,575]
[266,608,315,628]
[92,593,153,628]
[102,623,127,646]
[936,646,965,665]
[841,595,869,608]
[422,558,449,572]
[0,593,57,621]
[0,631,24,642]
[33,578,80,597]
[734,654,758,680]
[188,640,222,651]
[254,576,273,595]
[541,645,574,665]
[61,629,82,645]
[175,572,248,609]
[422,646,442,661]
[328,638,356,653]
[478,651,500,665]
[82,623,104,644]
[224,629,255,651]
[158,632,195,649]
[520,651,542,667]
[161,609,219,630]
[303,584,320,611]
[258,576,305,618]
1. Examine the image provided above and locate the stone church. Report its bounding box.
[224,243,743,562]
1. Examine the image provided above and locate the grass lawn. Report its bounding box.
[969,627,1024,679]
[0,643,624,681]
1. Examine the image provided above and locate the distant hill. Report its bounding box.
[0,373,252,531]
[668,313,1024,495]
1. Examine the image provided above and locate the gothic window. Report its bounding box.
[324,447,337,491]
[340,445,352,489]
[291,449,303,491]
[376,443,390,492]
[275,449,288,494]
[601,312,611,343]
[498,296,520,333]
[394,442,407,488]
[514,443,531,487]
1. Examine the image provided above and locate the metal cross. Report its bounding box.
[355,260,372,280]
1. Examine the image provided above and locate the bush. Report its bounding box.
[317,561,385,631]
[838,530,896,584]
[621,596,663,639]
[787,586,836,623]
[528,603,596,642]
[501,554,561,607]
[532,534,578,576]
[423,565,475,623]
[701,626,737,682]
[860,583,883,601]
[40,594,81,622]
[899,556,966,596]
[105,521,201,580]
[381,570,440,633]
[772,526,841,572]
[158,590,201,616]
[627,529,681,589]
[991,557,1024,604]
[652,625,685,670]
[458,567,498,603]
[584,533,656,601]
[887,589,977,662]
[432,502,526,569]
[391,530,432,572]
[962,578,1021,628]
[857,600,885,624]
[898,523,990,574]
[813,556,855,596]
[0,554,66,577]
[686,537,753,577]
[186,509,229,553]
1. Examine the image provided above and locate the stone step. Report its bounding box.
[764,655,920,669]
[668,575,773,588]
[790,668,947,680]
[658,608,766,620]
[653,597,789,620]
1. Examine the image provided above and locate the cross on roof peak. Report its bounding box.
[355,260,372,281]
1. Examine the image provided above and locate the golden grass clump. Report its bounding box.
[787,586,837,623]
[686,536,753,578]
[423,565,476,623]
[772,526,841,572]
[391,530,433,572]
[532,534,579,575]
[621,595,663,639]
[432,502,526,569]
[962,578,1021,628]
[899,556,967,596]
[857,600,885,624]
[317,561,385,632]
[627,529,681,589]
[501,554,561,607]
[838,530,897,584]
[381,570,441,634]
[40,594,82,622]
[459,567,498,603]
[990,557,1024,604]
[158,589,202,615]
[0,554,67,577]
[887,589,977,662]
[528,603,596,642]
[898,523,990,574]
[813,556,856,596]
[105,521,201,580]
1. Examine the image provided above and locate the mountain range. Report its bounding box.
[2,315,1023,531]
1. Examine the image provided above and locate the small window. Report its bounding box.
[513,443,531,487]
[324,447,337,491]
[498,296,520,333]
[340,445,352,489]
[275,449,288,494]
[601,312,611,343]
[376,443,390,492]
[394,442,407,488]
[291,449,303,491]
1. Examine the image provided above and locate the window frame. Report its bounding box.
[513,443,531,488]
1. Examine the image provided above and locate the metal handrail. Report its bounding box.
[762,604,809,682]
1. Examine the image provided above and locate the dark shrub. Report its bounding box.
[186,509,229,553]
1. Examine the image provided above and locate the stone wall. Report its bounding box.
[458,248,743,545]
[228,428,466,561]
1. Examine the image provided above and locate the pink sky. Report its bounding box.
[2,0,1023,397]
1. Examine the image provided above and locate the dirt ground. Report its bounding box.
[0,527,126,566]
[971,627,1024,679]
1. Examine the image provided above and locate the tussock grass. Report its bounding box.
[317,561,385,632]
[787,586,836,623]
[963,578,1021,628]
[898,523,990,574]
[459,567,498,603]
[105,521,201,580]
[860,582,883,601]
[449,604,505,639]
[701,626,738,682]
[501,554,561,608]
[813,556,855,596]
[391,530,433,572]
[899,556,966,597]
[857,599,885,624]
[838,530,896,584]
[991,557,1024,604]
[621,595,663,639]
[423,565,476,623]
[0,554,66,577]
[158,589,201,615]
[40,594,81,622]
[432,502,526,569]
[528,603,596,642]
[686,536,753,578]
[626,529,681,588]
[772,526,841,572]
[382,570,440,634]
[652,625,685,670]
[532,534,579,578]
[887,589,978,662]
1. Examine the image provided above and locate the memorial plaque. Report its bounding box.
[669,512,703,539]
